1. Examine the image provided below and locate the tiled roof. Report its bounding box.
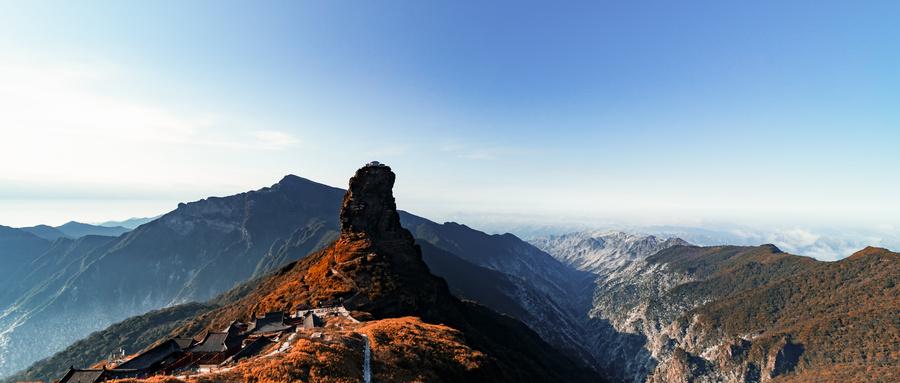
[190,332,230,353]
[58,369,103,383]
[173,337,195,350]
[58,367,140,383]
[116,339,182,370]
[251,311,292,334]
[230,337,274,361]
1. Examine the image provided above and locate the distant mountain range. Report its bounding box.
[0,175,344,378]
[531,231,690,272]
[1,169,896,383]
[97,216,160,230]
[0,221,132,315]
[18,221,131,240]
[452,218,900,262]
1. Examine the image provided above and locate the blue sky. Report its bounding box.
[0,1,898,249]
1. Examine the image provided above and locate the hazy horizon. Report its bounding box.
[3,169,898,262]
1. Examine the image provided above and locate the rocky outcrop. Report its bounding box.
[322,164,455,320]
[763,337,803,381]
[647,347,712,383]
[339,164,406,241]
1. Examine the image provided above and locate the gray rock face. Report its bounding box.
[531,231,692,382]
[543,240,822,383]
[532,233,817,383]
[765,338,803,380]
[340,164,407,241]
[532,231,689,272]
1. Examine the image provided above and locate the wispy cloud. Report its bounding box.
[721,226,886,261]
[0,59,300,188]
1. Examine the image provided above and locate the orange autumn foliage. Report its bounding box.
[109,317,488,383]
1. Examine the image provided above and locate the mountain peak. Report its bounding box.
[277,173,303,183]
[275,174,322,187]
[339,162,407,241]
[848,246,895,260]
[760,243,783,253]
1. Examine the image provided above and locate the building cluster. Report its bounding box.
[57,306,357,383]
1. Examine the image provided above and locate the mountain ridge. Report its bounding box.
[531,230,690,272]
[0,175,346,377]
[578,244,897,383]
[19,222,131,241]
[1,172,602,381]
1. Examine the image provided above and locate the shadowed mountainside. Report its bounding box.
[0,175,345,378]
[0,226,51,290]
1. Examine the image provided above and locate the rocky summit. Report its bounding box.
[309,162,456,320]
[339,163,407,241]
